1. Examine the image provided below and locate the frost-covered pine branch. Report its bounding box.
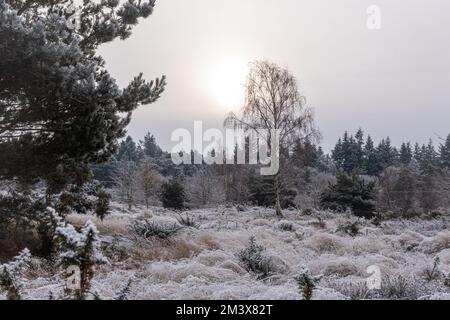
[0,249,31,300]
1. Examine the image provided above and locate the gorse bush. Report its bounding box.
[294,268,322,300]
[0,249,31,300]
[237,236,275,279]
[52,211,107,300]
[133,219,182,240]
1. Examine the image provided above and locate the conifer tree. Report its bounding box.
[363,135,379,176]
[399,142,413,166]
[320,172,376,218]
[418,140,438,175]
[141,132,163,158]
[160,179,186,210]
[439,134,450,169]
[377,137,398,169]
[116,136,142,163]
[0,0,166,193]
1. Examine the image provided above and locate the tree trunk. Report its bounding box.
[274,174,283,217]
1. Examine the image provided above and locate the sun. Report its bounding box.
[209,59,247,112]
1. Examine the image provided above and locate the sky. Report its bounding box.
[99,0,450,152]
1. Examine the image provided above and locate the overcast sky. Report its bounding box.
[99,0,450,152]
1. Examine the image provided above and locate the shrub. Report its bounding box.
[176,214,199,229]
[160,180,186,210]
[422,258,442,282]
[237,236,274,279]
[379,275,418,300]
[320,172,376,218]
[53,214,107,300]
[0,249,31,300]
[294,268,322,300]
[329,281,371,300]
[336,220,361,237]
[133,219,182,240]
[276,221,295,232]
[115,278,133,300]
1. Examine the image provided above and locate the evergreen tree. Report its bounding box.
[439,134,450,169]
[116,136,141,162]
[160,179,186,210]
[320,172,376,218]
[414,142,422,163]
[0,0,165,193]
[377,137,398,169]
[355,128,365,167]
[418,140,438,175]
[141,132,163,158]
[363,135,379,176]
[332,138,344,169]
[332,130,365,174]
[399,142,413,165]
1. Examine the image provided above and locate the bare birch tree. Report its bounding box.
[226,60,319,216]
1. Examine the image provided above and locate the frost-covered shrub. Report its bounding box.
[306,233,345,253]
[115,278,133,300]
[421,258,443,282]
[395,230,424,251]
[0,249,31,300]
[309,216,326,229]
[237,236,275,279]
[418,231,450,254]
[336,219,361,237]
[321,258,359,277]
[276,220,295,232]
[54,217,107,300]
[133,219,182,240]
[329,281,371,300]
[444,273,450,288]
[294,268,322,300]
[379,275,419,300]
[176,214,199,229]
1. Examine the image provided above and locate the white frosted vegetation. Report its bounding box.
[6,205,450,300]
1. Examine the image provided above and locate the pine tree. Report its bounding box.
[439,134,450,169]
[332,131,364,173]
[116,136,142,162]
[363,135,379,176]
[320,172,376,218]
[141,132,163,158]
[418,140,438,175]
[160,179,186,210]
[377,137,398,169]
[0,0,165,193]
[355,128,365,167]
[399,142,413,166]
